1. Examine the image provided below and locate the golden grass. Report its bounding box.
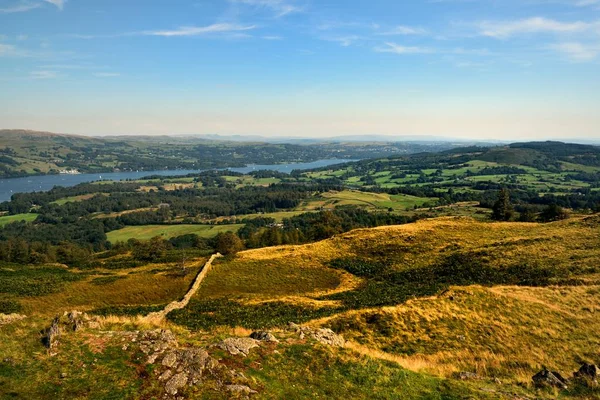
[326,285,600,386]
[20,261,205,316]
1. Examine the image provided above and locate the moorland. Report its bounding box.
[1,135,600,399]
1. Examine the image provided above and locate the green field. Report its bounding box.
[106,224,243,242]
[320,190,433,211]
[0,213,38,226]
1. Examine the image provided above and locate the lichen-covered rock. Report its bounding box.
[250,331,279,343]
[165,372,188,396]
[287,323,345,347]
[311,328,345,347]
[162,351,178,368]
[216,338,259,356]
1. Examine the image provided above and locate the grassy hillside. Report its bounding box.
[1,216,599,398]
[0,130,458,178]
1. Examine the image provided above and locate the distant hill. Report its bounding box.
[0,129,462,178]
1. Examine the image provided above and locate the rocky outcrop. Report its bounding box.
[250,331,279,343]
[287,323,345,347]
[216,338,259,356]
[574,363,597,380]
[44,311,101,355]
[532,369,568,389]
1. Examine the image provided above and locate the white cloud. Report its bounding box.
[375,42,433,54]
[0,1,41,13]
[44,0,66,10]
[550,41,600,61]
[324,35,362,47]
[379,25,428,36]
[230,0,301,17]
[0,43,17,56]
[479,17,595,38]
[30,70,59,79]
[144,23,256,37]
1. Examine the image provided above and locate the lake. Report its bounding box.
[0,159,354,202]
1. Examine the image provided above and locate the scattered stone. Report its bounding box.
[532,369,568,389]
[250,331,279,343]
[456,371,480,381]
[60,372,67,379]
[226,384,258,395]
[159,369,173,382]
[287,323,345,347]
[287,322,300,332]
[310,328,345,347]
[165,372,188,396]
[162,351,178,368]
[217,338,259,356]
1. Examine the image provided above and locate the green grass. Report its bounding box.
[0,213,37,226]
[51,194,104,205]
[244,344,485,399]
[106,224,244,242]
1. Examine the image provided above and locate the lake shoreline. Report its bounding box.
[0,159,357,202]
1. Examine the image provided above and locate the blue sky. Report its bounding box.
[0,0,599,139]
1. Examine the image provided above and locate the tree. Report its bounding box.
[132,236,168,261]
[539,204,568,222]
[518,206,537,222]
[215,232,244,255]
[491,188,514,221]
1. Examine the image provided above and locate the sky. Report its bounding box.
[0,0,599,140]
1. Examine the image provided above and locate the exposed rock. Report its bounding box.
[456,371,480,381]
[165,372,188,396]
[250,331,279,343]
[310,328,345,347]
[287,322,300,332]
[159,369,173,382]
[45,316,61,353]
[0,313,26,326]
[162,351,178,368]
[139,329,177,362]
[216,338,259,356]
[532,369,568,389]
[574,363,597,379]
[287,323,345,347]
[226,384,258,395]
[63,310,101,331]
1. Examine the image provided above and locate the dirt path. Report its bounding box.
[145,253,222,321]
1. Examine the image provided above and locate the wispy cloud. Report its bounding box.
[0,1,41,13]
[323,35,362,47]
[143,23,256,37]
[0,43,17,56]
[30,70,60,79]
[375,42,433,55]
[44,0,65,10]
[378,25,428,36]
[230,0,301,18]
[549,41,600,61]
[478,17,596,38]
